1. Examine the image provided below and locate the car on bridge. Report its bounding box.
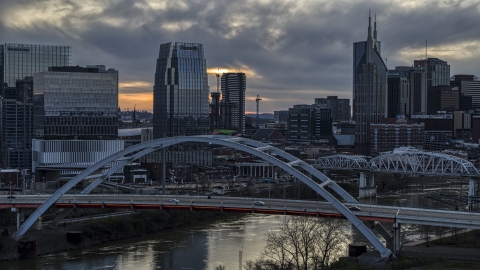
[253,201,265,206]
[169,199,179,204]
[7,195,16,199]
[349,206,361,211]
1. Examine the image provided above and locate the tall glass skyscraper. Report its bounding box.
[0,43,71,169]
[153,42,209,139]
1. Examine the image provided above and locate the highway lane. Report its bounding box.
[2,194,480,229]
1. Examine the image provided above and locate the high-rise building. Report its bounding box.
[153,42,209,139]
[209,92,221,131]
[427,85,458,114]
[314,96,351,121]
[33,65,118,140]
[450,75,480,110]
[0,43,71,168]
[387,70,410,117]
[414,58,450,88]
[353,14,388,155]
[221,73,246,134]
[395,66,427,115]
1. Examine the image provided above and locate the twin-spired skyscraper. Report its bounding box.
[153,42,210,139]
[353,14,388,155]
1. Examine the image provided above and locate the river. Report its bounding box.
[3,188,473,270]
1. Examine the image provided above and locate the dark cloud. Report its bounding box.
[1,0,480,112]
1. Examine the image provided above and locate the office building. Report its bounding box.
[287,104,332,141]
[0,43,71,168]
[387,70,410,117]
[450,75,480,110]
[33,65,118,140]
[221,73,246,133]
[427,86,458,114]
[314,96,351,121]
[395,66,427,115]
[153,42,209,138]
[414,58,450,88]
[353,14,388,155]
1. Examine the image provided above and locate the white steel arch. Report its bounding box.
[13,135,392,258]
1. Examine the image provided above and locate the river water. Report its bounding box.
[3,189,472,270]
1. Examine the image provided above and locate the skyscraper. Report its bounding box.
[153,42,209,139]
[414,58,450,88]
[395,66,427,115]
[450,75,480,110]
[353,14,388,155]
[387,70,410,117]
[0,43,71,168]
[221,73,246,134]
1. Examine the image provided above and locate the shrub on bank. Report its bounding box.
[82,210,217,243]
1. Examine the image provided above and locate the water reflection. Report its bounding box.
[3,192,460,269]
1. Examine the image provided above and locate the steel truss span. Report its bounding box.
[315,151,480,177]
[12,135,392,258]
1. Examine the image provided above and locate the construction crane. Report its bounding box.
[256,94,262,129]
[215,68,220,93]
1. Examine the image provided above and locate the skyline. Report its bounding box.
[1,0,480,113]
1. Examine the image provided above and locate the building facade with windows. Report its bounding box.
[353,15,388,155]
[33,65,118,140]
[0,43,71,169]
[221,73,246,134]
[153,42,209,139]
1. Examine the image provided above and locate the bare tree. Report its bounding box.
[245,216,349,270]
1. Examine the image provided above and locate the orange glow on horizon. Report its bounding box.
[119,93,153,111]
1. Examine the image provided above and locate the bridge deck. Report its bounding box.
[2,195,480,229]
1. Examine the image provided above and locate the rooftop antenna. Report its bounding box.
[425,39,428,59]
[374,14,377,40]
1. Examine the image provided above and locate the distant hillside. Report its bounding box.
[246,113,274,119]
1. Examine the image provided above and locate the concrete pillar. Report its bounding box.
[250,166,252,177]
[369,173,375,188]
[393,222,401,255]
[359,172,366,188]
[262,166,265,178]
[469,179,475,211]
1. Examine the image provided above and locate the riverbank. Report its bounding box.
[0,209,223,261]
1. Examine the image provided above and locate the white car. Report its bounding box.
[253,201,265,206]
[169,199,180,204]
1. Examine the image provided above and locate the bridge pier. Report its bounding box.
[469,179,479,211]
[359,172,377,199]
[393,222,401,255]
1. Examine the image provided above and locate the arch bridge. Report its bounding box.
[12,135,392,257]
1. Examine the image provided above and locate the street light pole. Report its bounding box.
[10,181,12,195]
[42,177,45,194]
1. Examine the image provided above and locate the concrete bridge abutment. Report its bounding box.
[359,172,377,199]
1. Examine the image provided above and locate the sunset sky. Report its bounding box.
[1,0,479,113]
